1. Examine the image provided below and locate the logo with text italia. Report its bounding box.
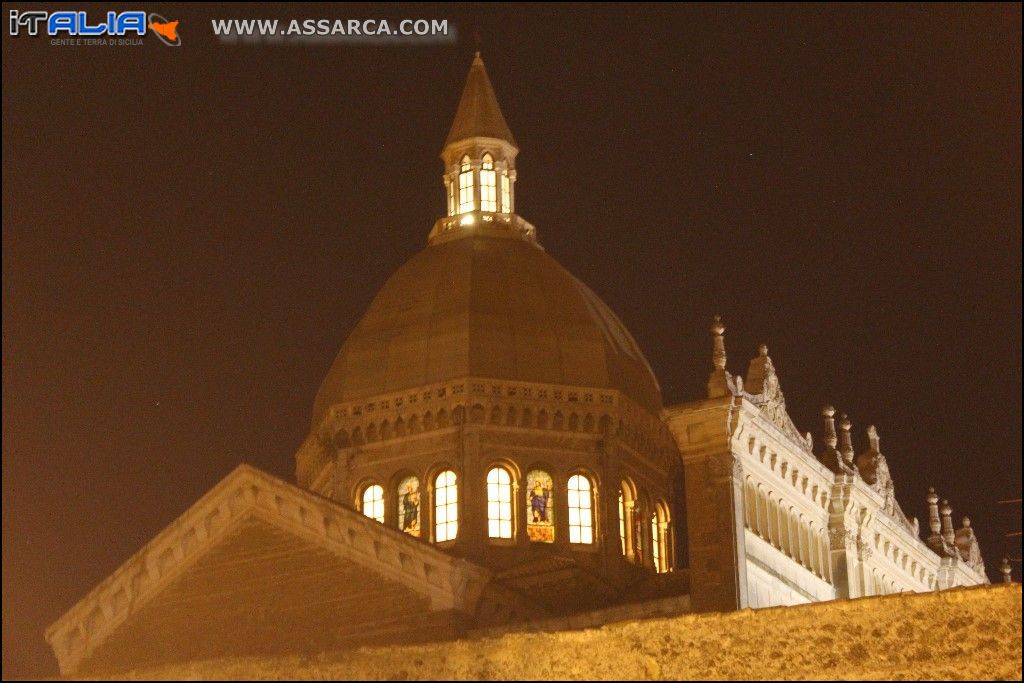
[8,10,181,46]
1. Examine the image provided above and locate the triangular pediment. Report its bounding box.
[45,465,495,675]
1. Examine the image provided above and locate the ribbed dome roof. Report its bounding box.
[311,234,662,428]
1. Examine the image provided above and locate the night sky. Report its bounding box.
[3,3,1021,677]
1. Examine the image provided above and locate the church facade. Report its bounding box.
[45,55,990,676]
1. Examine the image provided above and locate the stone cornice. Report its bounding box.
[44,464,495,676]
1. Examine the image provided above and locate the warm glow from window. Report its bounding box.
[618,491,626,555]
[501,172,511,213]
[397,476,420,537]
[361,484,384,524]
[458,156,474,213]
[487,467,513,539]
[651,513,661,571]
[447,180,455,217]
[527,470,555,543]
[435,470,458,542]
[567,474,594,544]
[480,154,497,212]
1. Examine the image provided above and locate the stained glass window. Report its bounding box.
[526,470,555,543]
[361,484,384,524]
[487,467,513,539]
[435,470,458,542]
[397,476,421,537]
[567,474,594,544]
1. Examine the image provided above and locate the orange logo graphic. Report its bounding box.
[148,19,179,42]
[146,13,181,46]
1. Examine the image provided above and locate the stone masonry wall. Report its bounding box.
[80,584,1021,680]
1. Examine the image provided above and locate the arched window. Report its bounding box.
[480,154,497,212]
[435,470,458,542]
[447,180,455,217]
[397,475,421,537]
[652,502,671,573]
[361,484,384,524]
[651,513,661,571]
[501,172,511,213]
[567,474,594,544]
[486,467,513,539]
[526,470,554,543]
[457,156,474,213]
[618,491,627,555]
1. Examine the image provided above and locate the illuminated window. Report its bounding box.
[447,180,455,217]
[526,470,554,543]
[435,470,458,542]
[654,502,671,573]
[618,491,626,555]
[501,172,511,213]
[567,474,594,544]
[651,513,661,571]
[480,154,497,212]
[397,476,421,537]
[458,156,474,213]
[361,484,384,524]
[486,467,513,539]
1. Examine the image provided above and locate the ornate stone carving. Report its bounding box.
[829,527,853,550]
[742,345,812,455]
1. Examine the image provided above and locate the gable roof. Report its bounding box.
[44,465,498,675]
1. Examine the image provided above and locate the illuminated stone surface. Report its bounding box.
[77,584,1021,680]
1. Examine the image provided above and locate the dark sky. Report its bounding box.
[2,3,1021,677]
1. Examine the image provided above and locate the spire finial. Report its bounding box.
[822,406,837,449]
[1001,558,1014,583]
[867,425,880,452]
[926,487,942,539]
[839,413,855,464]
[940,499,955,545]
[758,343,768,357]
[711,315,727,370]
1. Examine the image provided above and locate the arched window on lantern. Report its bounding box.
[501,171,511,213]
[486,466,513,539]
[435,470,458,542]
[480,153,497,212]
[457,156,474,214]
[360,484,384,524]
[446,179,456,217]
[567,474,594,545]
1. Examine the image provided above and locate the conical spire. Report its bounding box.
[445,53,517,148]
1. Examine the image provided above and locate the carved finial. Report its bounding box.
[822,406,837,449]
[962,516,971,529]
[839,414,855,464]
[926,487,942,537]
[940,499,955,545]
[867,425,880,452]
[1001,557,1014,583]
[758,343,768,357]
[711,315,727,370]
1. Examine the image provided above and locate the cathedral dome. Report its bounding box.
[311,233,662,428]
